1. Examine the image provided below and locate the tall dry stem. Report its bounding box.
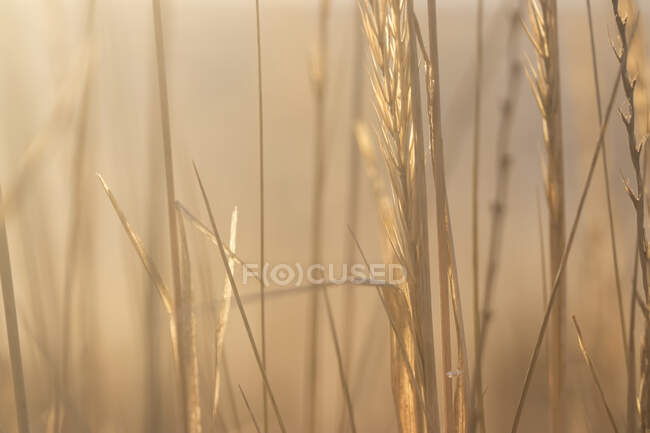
[610,0,649,427]
[470,0,485,429]
[252,0,268,430]
[471,7,523,432]
[304,0,329,430]
[213,208,238,417]
[510,53,625,433]
[423,1,470,432]
[360,1,440,431]
[193,163,288,433]
[522,1,566,429]
[151,1,197,430]
[342,2,365,381]
[0,186,30,433]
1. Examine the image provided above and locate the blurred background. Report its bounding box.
[0,0,649,432]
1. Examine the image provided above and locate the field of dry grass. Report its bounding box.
[1,0,650,432]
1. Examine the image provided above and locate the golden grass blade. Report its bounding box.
[192,162,287,433]
[151,0,188,429]
[571,316,620,433]
[239,385,262,433]
[177,210,202,433]
[213,207,238,417]
[347,226,430,430]
[177,201,250,272]
[0,186,30,433]
[253,0,268,430]
[523,1,567,429]
[510,53,626,433]
[97,174,173,314]
[98,174,180,369]
[424,1,468,431]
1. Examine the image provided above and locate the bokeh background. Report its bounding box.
[1,1,650,432]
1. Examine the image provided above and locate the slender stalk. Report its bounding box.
[305,1,330,430]
[322,289,357,433]
[510,59,624,433]
[471,7,524,433]
[610,1,648,427]
[571,316,620,433]
[628,242,639,433]
[57,62,92,433]
[408,6,441,431]
[425,1,470,431]
[537,192,549,307]
[585,0,628,363]
[222,356,243,430]
[424,2,453,431]
[177,210,202,433]
[0,185,30,433]
[252,0,268,430]
[239,386,262,433]
[151,0,189,431]
[347,228,430,429]
[56,3,95,429]
[193,163,287,433]
[342,0,365,381]
[523,1,566,429]
[213,208,239,417]
[471,0,485,428]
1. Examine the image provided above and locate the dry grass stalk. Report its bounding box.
[582,5,633,429]
[471,7,523,432]
[510,57,625,433]
[619,0,649,135]
[522,0,566,429]
[355,122,426,431]
[585,0,627,359]
[239,385,263,433]
[609,1,649,427]
[101,172,207,430]
[57,4,96,429]
[422,1,471,431]
[304,0,330,429]
[0,186,30,433]
[97,175,174,316]
[222,357,243,430]
[347,228,430,428]
[536,191,549,307]
[322,282,358,433]
[253,0,268,429]
[470,0,485,429]
[213,207,238,417]
[150,0,194,431]
[192,163,288,433]
[98,174,188,421]
[571,316,620,433]
[342,2,365,384]
[177,210,202,433]
[360,1,439,432]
